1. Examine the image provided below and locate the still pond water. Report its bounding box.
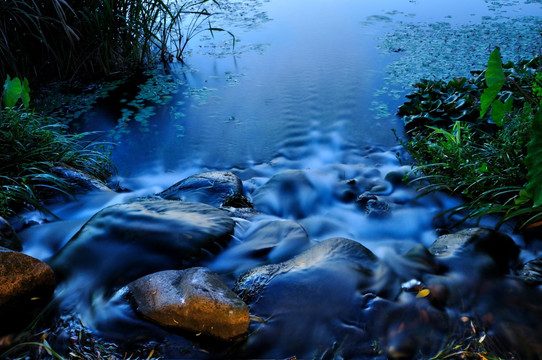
[18,0,542,358]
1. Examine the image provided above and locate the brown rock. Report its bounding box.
[0,248,55,334]
[127,267,249,341]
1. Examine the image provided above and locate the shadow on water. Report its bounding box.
[13,0,542,358]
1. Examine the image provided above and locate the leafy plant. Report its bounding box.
[399,50,542,230]
[479,47,507,122]
[3,75,30,109]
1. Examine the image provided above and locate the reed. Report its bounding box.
[0,0,231,83]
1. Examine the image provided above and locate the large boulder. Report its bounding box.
[0,247,55,334]
[126,267,249,341]
[233,237,380,358]
[0,216,22,251]
[49,200,235,289]
[428,227,520,273]
[158,171,251,208]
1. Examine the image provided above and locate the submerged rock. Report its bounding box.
[158,171,252,208]
[428,227,520,273]
[0,247,55,335]
[49,200,235,289]
[211,219,311,276]
[0,216,22,251]
[251,169,333,219]
[126,267,249,341]
[356,193,392,218]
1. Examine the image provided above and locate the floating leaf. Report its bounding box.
[416,289,431,298]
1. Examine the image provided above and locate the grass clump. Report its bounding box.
[0,76,114,219]
[399,49,542,230]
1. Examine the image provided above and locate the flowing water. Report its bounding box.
[16,0,542,358]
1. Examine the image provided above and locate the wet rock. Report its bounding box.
[158,171,251,208]
[51,164,111,193]
[49,200,235,288]
[126,267,249,341]
[0,247,55,335]
[0,216,22,251]
[233,238,380,358]
[518,256,542,285]
[251,169,333,219]
[234,237,378,304]
[428,227,519,273]
[211,219,311,276]
[384,166,414,187]
[356,193,391,218]
[222,206,262,221]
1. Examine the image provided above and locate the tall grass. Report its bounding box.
[0,0,231,84]
[0,77,114,218]
[0,108,114,218]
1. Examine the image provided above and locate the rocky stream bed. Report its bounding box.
[2,161,542,359]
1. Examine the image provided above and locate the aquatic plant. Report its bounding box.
[0,77,114,218]
[400,49,542,230]
[0,0,233,83]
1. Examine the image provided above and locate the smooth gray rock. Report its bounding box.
[158,171,251,208]
[0,247,55,334]
[49,200,235,288]
[127,267,249,341]
[0,216,21,251]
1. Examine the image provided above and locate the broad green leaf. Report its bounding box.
[525,108,542,206]
[485,47,506,88]
[480,47,506,118]
[3,76,22,108]
[491,97,513,126]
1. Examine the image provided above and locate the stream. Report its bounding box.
[15,0,542,358]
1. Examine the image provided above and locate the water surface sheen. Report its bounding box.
[17,0,542,358]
